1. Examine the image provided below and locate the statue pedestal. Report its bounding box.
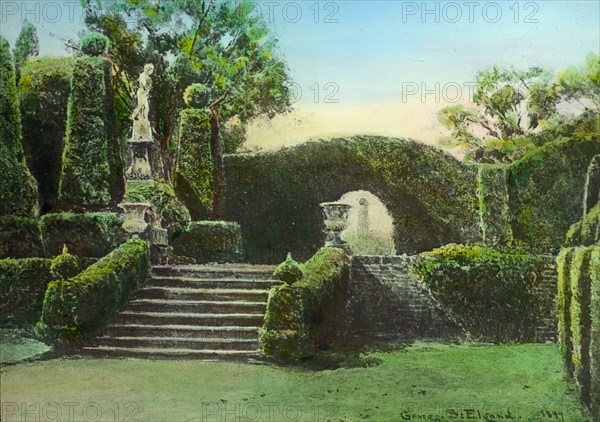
[125,139,154,180]
[320,202,352,248]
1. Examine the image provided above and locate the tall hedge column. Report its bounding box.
[58,33,120,207]
[0,36,38,217]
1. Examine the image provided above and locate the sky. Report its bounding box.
[1,0,599,150]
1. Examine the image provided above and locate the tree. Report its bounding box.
[438,56,599,163]
[79,0,292,216]
[13,21,39,80]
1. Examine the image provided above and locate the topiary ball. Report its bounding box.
[50,249,82,280]
[273,253,303,284]
[79,32,110,57]
[183,83,209,108]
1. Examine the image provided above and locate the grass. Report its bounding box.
[0,343,588,421]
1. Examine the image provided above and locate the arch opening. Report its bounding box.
[337,190,396,256]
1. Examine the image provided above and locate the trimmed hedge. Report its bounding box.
[42,237,150,342]
[558,247,576,379]
[122,180,191,238]
[259,247,350,360]
[570,247,593,406]
[477,164,513,246]
[58,54,122,206]
[412,244,549,341]
[0,216,44,258]
[0,36,38,217]
[171,221,242,263]
[566,203,600,247]
[224,136,480,263]
[590,246,600,419]
[174,108,213,219]
[79,32,109,57]
[40,212,127,257]
[0,257,52,322]
[19,56,74,206]
[508,136,600,252]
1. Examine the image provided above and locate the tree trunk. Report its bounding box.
[210,110,224,220]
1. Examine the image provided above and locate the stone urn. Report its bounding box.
[320,202,352,247]
[118,202,152,235]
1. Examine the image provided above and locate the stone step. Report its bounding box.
[103,324,260,340]
[146,276,277,290]
[152,265,275,279]
[79,345,261,361]
[126,298,267,314]
[134,286,270,302]
[89,335,258,351]
[113,311,265,327]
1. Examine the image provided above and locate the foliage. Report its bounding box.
[170,220,242,263]
[223,136,480,263]
[558,248,576,379]
[12,21,38,79]
[0,216,44,258]
[569,246,593,406]
[438,55,599,163]
[0,258,52,322]
[58,55,122,206]
[183,83,209,108]
[18,57,74,206]
[477,164,513,247]
[81,0,292,214]
[566,203,600,247]
[273,253,303,284]
[260,247,350,361]
[42,238,150,342]
[508,136,600,252]
[0,36,39,217]
[590,246,600,419]
[122,180,191,237]
[174,107,213,219]
[79,32,110,56]
[50,249,82,280]
[413,244,549,341]
[40,212,126,257]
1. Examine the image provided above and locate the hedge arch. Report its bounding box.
[223,136,480,263]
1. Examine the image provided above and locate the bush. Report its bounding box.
[590,246,600,419]
[42,238,150,342]
[566,203,600,247]
[509,136,600,252]
[412,244,549,341]
[0,216,44,258]
[50,249,82,279]
[58,55,122,206]
[224,136,480,263]
[122,180,191,238]
[174,108,213,219]
[40,212,127,257]
[79,32,109,56]
[0,257,52,322]
[19,56,74,206]
[273,253,303,284]
[0,36,38,217]
[570,246,593,407]
[171,221,242,263]
[259,247,350,360]
[558,247,576,379]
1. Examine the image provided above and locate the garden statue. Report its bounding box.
[320,202,352,247]
[131,63,154,140]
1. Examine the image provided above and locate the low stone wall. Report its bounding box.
[330,255,466,346]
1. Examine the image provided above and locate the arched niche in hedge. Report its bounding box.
[222,136,480,263]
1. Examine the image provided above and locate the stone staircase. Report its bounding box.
[81,264,279,361]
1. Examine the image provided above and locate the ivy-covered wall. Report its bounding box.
[566,203,600,247]
[223,136,481,263]
[0,216,44,258]
[58,55,122,207]
[508,136,600,252]
[0,36,38,217]
[19,57,74,208]
[171,221,242,263]
[174,108,213,219]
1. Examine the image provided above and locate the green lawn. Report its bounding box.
[0,343,588,421]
